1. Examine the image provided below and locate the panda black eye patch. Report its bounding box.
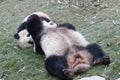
[27,34,31,37]
[14,34,19,39]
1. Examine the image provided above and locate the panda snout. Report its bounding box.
[50,22,54,25]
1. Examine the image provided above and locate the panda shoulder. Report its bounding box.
[58,23,76,31]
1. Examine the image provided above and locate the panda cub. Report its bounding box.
[14,12,57,48]
[27,15,111,80]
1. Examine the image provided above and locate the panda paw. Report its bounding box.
[101,56,111,65]
[93,56,111,66]
[62,69,74,80]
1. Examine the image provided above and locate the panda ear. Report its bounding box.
[14,33,19,39]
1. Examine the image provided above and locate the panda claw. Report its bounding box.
[92,59,102,65]
[62,69,74,80]
[102,56,111,65]
[93,56,111,66]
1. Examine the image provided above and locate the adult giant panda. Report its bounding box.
[27,15,111,80]
[14,12,57,48]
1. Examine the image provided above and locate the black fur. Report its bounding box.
[14,14,50,39]
[86,43,110,65]
[28,41,34,44]
[34,34,44,54]
[17,22,27,32]
[59,23,76,31]
[26,14,45,54]
[27,33,31,37]
[27,14,43,40]
[14,22,27,39]
[45,55,70,80]
[40,16,50,22]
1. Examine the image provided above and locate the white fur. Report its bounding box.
[41,28,89,58]
[17,29,33,48]
[43,20,57,29]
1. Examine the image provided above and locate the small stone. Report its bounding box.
[78,76,105,80]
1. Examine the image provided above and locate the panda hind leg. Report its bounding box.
[93,56,110,65]
[86,43,111,65]
[45,55,73,80]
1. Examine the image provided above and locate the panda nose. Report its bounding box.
[50,22,54,25]
[50,20,57,25]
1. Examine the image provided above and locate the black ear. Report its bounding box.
[14,33,19,39]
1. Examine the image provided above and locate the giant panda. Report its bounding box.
[26,15,111,80]
[14,12,57,48]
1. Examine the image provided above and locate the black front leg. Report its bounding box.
[34,37,44,55]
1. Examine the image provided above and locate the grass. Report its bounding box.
[0,0,120,80]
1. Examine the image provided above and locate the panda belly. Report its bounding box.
[41,31,69,57]
[60,29,90,47]
[40,28,89,58]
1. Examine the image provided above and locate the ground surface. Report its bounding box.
[0,0,120,80]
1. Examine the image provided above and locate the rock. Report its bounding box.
[78,76,105,80]
[115,78,120,80]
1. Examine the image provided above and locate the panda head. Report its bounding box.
[14,29,33,48]
[14,11,57,48]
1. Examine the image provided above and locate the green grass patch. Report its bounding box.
[0,0,120,80]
